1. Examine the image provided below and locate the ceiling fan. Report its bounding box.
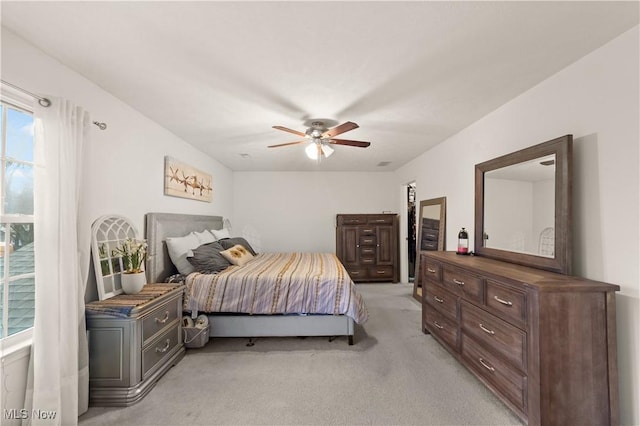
[269,121,371,160]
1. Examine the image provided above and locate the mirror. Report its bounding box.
[413,197,446,301]
[91,215,140,300]
[475,135,572,274]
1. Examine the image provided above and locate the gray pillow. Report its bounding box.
[218,237,257,256]
[187,242,232,274]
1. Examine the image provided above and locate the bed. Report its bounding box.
[144,212,367,345]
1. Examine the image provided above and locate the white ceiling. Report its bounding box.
[1,1,638,172]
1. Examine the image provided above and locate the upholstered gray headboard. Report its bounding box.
[145,212,223,283]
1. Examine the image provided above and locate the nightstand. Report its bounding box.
[86,284,185,406]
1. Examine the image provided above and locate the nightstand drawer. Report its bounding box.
[142,323,181,379]
[142,297,180,345]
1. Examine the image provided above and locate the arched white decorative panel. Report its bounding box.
[91,215,139,300]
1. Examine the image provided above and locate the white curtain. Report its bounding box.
[23,98,91,425]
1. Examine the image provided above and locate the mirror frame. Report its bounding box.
[474,134,573,275]
[413,197,446,301]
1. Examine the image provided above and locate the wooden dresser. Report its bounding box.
[336,214,399,283]
[421,251,619,426]
[86,284,185,406]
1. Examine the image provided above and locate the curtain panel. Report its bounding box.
[23,98,91,425]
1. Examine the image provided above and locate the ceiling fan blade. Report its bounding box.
[322,121,359,138]
[267,140,305,148]
[272,125,306,137]
[329,138,371,148]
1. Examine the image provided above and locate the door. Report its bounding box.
[338,226,359,265]
[376,226,395,265]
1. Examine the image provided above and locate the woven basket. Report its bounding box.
[183,325,210,348]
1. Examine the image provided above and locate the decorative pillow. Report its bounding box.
[194,230,216,245]
[187,242,232,274]
[219,244,254,267]
[166,232,200,275]
[218,237,257,256]
[211,228,231,241]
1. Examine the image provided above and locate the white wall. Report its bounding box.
[0,28,234,420]
[233,171,397,253]
[395,26,640,424]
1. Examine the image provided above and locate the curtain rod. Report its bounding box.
[1,79,107,130]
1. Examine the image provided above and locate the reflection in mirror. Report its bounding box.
[484,154,555,258]
[475,134,572,274]
[413,197,446,301]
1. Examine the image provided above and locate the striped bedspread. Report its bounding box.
[183,252,368,324]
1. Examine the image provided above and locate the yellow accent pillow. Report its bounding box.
[219,244,254,266]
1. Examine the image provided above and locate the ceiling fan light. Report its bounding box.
[305,143,319,160]
[321,144,334,158]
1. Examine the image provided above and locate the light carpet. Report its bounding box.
[79,283,523,426]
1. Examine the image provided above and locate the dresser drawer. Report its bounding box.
[422,259,442,282]
[460,301,526,371]
[360,227,375,235]
[360,247,375,256]
[425,283,458,321]
[442,266,484,303]
[142,323,181,379]
[486,280,527,327]
[337,215,367,225]
[368,266,394,279]
[360,257,376,265]
[421,240,439,250]
[345,267,367,280]
[142,298,180,345]
[366,215,394,225]
[424,306,459,351]
[461,333,527,413]
[359,235,376,246]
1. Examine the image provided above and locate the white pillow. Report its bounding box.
[166,232,200,275]
[211,228,231,241]
[219,244,254,267]
[194,230,216,245]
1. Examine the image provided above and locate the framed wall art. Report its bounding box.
[164,156,213,202]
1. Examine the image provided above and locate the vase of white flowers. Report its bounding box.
[114,238,148,294]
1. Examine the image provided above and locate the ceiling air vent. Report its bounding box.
[377,161,391,167]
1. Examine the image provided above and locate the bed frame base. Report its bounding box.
[206,314,355,345]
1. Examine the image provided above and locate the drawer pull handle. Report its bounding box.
[155,339,171,353]
[433,321,444,330]
[433,296,444,304]
[493,295,513,306]
[479,357,495,372]
[427,268,436,274]
[479,323,495,335]
[155,311,170,324]
[377,270,386,274]
[453,278,465,286]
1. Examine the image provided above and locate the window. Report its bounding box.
[0,99,35,340]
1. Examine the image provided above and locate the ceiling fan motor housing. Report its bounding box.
[306,121,327,139]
